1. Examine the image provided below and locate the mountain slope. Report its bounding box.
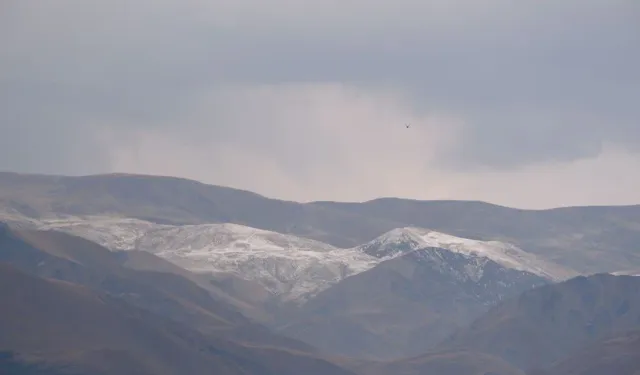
[439,273,640,371]
[0,262,357,375]
[531,329,640,375]
[276,244,549,359]
[0,223,315,353]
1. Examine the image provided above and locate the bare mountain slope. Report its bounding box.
[0,223,315,353]
[0,262,357,375]
[530,329,640,375]
[439,273,640,371]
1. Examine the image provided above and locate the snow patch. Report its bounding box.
[355,227,576,281]
[611,270,640,277]
[33,216,380,302]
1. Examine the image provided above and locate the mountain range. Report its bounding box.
[2,171,640,374]
[2,171,640,274]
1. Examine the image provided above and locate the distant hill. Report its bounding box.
[0,171,394,247]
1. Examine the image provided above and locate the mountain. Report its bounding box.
[2,172,640,273]
[530,329,640,375]
[439,273,640,371]
[0,171,395,247]
[275,237,550,359]
[355,227,576,281]
[8,217,577,305]
[0,223,315,353]
[32,216,382,303]
[313,198,640,273]
[611,270,640,276]
[2,217,571,360]
[0,262,357,375]
[1,214,579,360]
[3,171,640,372]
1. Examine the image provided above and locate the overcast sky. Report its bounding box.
[1,0,639,208]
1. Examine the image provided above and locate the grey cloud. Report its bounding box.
[0,81,111,174]
[0,0,639,177]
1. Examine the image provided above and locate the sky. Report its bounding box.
[1,0,639,208]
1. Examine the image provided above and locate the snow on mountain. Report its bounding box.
[134,223,381,300]
[34,216,381,301]
[41,216,158,250]
[611,270,640,277]
[355,227,577,281]
[24,216,576,301]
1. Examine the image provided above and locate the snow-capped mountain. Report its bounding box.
[23,216,576,303]
[278,238,552,359]
[356,227,577,281]
[611,270,640,276]
[35,216,381,301]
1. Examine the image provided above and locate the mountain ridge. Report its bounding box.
[2,171,640,273]
[12,215,573,305]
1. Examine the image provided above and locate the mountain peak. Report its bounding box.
[356,227,428,257]
[356,227,577,281]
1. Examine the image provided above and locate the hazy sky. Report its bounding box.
[1,0,639,208]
